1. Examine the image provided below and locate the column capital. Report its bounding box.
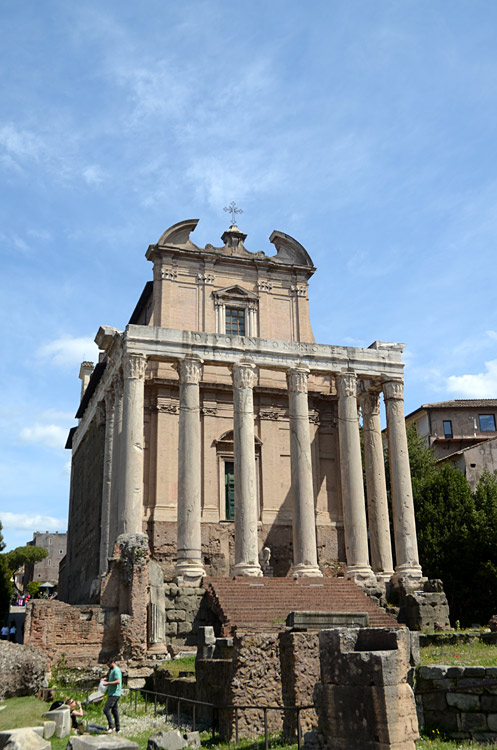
[123,353,147,380]
[336,371,357,398]
[383,380,404,401]
[232,361,256,389]
[287,366,310,393]
[177,355,203,384]
[359,387,381,418]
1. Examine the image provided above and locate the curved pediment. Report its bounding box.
[157,219,200,248]
[269,230,314,268]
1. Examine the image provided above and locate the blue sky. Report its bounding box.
[1,1,497,551]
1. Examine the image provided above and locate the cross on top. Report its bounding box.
[223,201,243,225]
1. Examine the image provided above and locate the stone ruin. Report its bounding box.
[307,627,419,750]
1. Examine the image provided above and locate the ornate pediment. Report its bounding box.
[213,285,259,303]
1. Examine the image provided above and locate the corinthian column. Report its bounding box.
[287,367,322,577]
[383,380,423,585]
[120,354,147,535]
[175,356,206,585]
[109,377,123,551]
[99,387,115,576]
[232,362,262,577]
[359,384,394,582]
[336,372,376,586]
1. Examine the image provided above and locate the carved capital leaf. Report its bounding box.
[336,372,357,399]
[233,362,256,389]
[178,356,203,384]
[123,354,147,380]
[383,380,404,401]
[287,367,310,393]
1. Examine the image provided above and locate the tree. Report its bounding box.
[0,523,13,623]
[5,545,48,575]
[26,580,40,599]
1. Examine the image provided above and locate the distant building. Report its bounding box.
[24,531,67,587]
[406,399,497,489]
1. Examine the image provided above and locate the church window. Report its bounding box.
[225,307,245,336]
[443,420,453,438]
[224,461,235,521]
[479,414,496,431]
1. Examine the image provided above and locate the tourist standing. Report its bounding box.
[9,622,16,642]
[102,657,122,733]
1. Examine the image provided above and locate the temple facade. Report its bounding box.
[63,219,422,604]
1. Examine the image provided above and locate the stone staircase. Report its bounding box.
[204,577,400,636]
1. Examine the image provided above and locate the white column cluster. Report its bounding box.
[175,355,206,585]
[360,384,394,582]
[120,354,147,536]
[232,362,262,577]
[287,367,322,577]
[336,372,376,586]
[383,380,423,585]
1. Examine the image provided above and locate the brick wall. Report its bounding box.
[24,600,119,667]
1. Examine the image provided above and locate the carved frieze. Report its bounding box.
[161,267,178,281]
[201,406,217,416]
[197,273,215,285]
[291,284,307,297]
[308,411,321,425]
[156,403,179,414]
[123,354,147,380]
[259,407,281,421]
[287,367,310,393]
[257,279,273,292]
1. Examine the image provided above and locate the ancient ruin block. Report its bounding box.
[309,627,419,750]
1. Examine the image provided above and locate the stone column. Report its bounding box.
[176,355,206,584]
[287,367,322,577]
[383,380,423,585]
[336,372,376,585]
[232,362,262,577]
[120,353,147,536]
[99,387,115,576]
[109,377,123,551]
[359,384,394,583]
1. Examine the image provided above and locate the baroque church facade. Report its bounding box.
[63,218,422,604]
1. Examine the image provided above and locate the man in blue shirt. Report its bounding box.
[102,657,122,733]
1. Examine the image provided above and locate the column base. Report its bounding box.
[346,564,377,587]
[374,570,395,584]
[147,642,168,655]
[392,564,424,591]
[292,563,323,578]
[175,559,206,587]
[232,562,263,578]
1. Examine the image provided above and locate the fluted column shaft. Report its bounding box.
[176,356,206,584]
[360,386,394,582]
[120,354,147,536]
[287,367,322,577]
[336,372,376,585]
[99,388,115,575]
[383,380,423,584]
[232,362,262,577]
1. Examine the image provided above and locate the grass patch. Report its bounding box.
[158,655,196,678]
[420,640,497,667]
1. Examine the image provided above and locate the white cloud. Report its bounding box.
[0,512,66,532]
[446,359,497,398]
[0,123,43,163]
[82,164,105,185]
[36,335,98,369]
[19,423,68,449]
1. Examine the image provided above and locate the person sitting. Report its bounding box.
[66,698,84,732]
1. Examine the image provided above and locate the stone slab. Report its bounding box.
[0,727,50,749]
[147,729,200,750]
[66,737,139,749]
[286,611,369,629]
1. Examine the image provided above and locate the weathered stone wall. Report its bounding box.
[416,665,497,743]
[164,583,213,646]
[24,600,118,667]
[0,641,49,700]
[279,631,319,738]
[64,417,105,604]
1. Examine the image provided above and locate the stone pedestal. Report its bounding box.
[232,362,262,577]
[175,356,206,585]
[336,373,375,586]
[120,354,147,536]
[287,367,322,577]
[360,385,394,583]
[383,381,422,586]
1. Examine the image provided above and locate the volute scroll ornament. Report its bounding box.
[123,354,148,381]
